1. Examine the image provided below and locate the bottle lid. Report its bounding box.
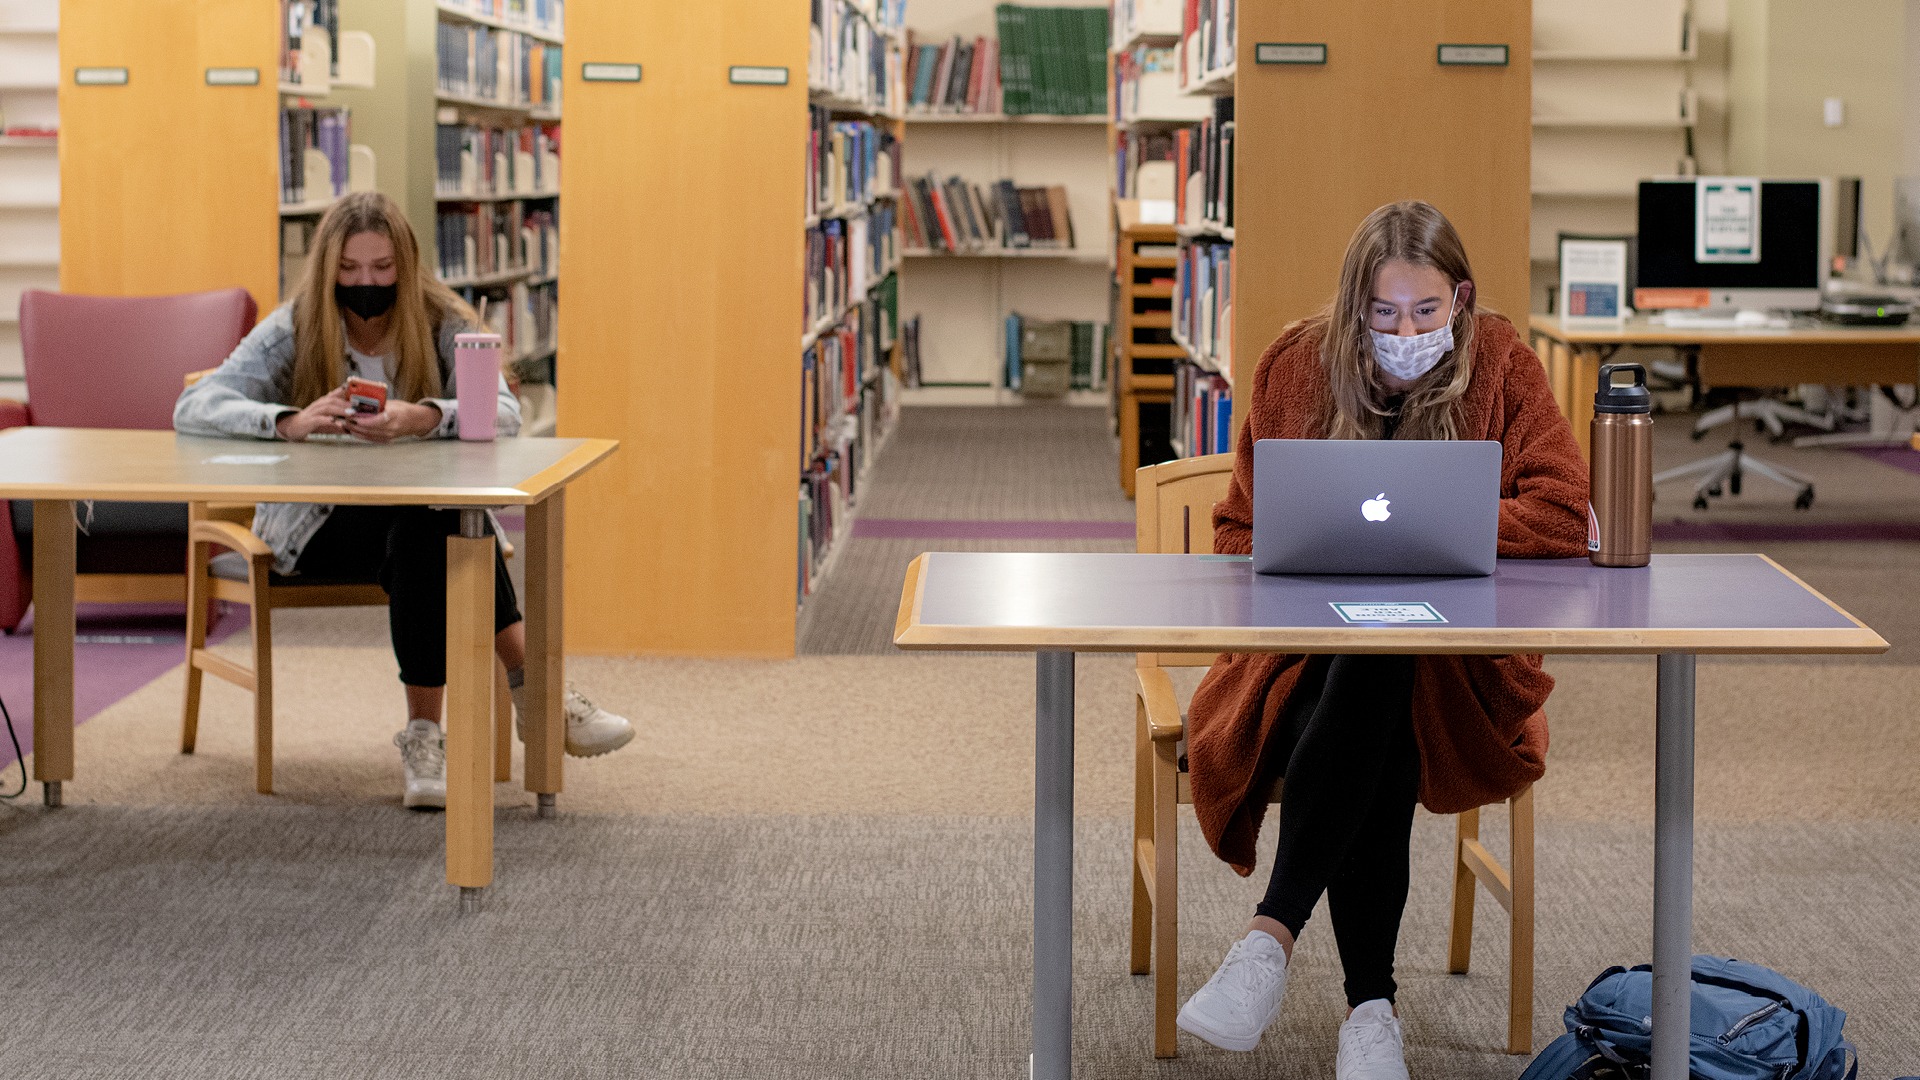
[1595,363,1651,414]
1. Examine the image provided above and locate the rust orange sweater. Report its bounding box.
[1187,313,1590,875]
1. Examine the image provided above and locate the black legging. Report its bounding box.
[291,506,522,687]
[1254,654,1420,1008]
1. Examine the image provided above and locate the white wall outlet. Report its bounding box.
[1824,97,1846,127]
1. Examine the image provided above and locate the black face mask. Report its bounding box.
[334,283,398,320]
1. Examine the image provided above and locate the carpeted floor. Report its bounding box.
[3,402,1919,1078]
[2,806,1917,1079]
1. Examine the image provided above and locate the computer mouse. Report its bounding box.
[1733,309,1772,327]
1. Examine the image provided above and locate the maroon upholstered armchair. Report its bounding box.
[0,288,258,632]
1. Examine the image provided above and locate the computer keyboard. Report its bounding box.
[1652,311,1793,330]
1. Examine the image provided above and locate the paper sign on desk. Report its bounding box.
[1559,238,1628,321]
[1331,602,1446,624]
[1697,178,1761,263]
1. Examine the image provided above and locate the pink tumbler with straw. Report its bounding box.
[453,331,501,441]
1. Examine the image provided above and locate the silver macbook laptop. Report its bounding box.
[1252,439,1502,576]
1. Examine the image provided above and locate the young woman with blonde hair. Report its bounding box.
[176,191,633,809]
[1174,201,1588,1077]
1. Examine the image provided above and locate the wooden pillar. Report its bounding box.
[59,0,277,307]
[558,0,807,657]
[1232,0,1532,410]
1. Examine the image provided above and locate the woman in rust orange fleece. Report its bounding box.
[1172,201,1589,1077]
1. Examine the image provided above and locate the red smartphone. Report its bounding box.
[345,377,389,416]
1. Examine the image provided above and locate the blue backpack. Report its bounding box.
[1518,955,1857,1080]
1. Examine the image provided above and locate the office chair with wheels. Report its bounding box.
[1128,453,1536,1059]
[1651,348,1816,510]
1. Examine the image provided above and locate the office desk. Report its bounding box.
[894,551,1885,1080]
[0,427,617,910]
[1528,314,1920,458]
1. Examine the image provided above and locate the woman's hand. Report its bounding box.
[275,387,352,441]
[343,400,442,443]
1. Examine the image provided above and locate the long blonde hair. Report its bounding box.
[289,191,475,408]
[1308,200,1480,442]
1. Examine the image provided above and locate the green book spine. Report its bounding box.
[995,5,1027,115]
[1087,8,1110,115]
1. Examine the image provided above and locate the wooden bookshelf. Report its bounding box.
[558,0,811,656]
[1113,198,1178,497]
[1233,0,1531,390]
[60,0,278,306]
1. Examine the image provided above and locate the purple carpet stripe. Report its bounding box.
[1653,520,1920,543]
[853,518,1137,541]
[0,604,250,770]
[1850,446,1920,477]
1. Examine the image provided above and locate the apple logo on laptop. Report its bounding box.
[1361,493,1392,522]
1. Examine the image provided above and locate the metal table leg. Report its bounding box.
[1033,651,1074,1080]
[1652,654,1696,1080]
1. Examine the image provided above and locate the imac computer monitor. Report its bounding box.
[1635,179,1828,312]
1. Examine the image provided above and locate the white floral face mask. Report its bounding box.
[1369,285,1464,381]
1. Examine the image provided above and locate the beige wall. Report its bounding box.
[1728,0,1908,245]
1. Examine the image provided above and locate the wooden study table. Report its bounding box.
[0,427,616,911]
[1528,314,1920,458]
[894,551,1885,1080]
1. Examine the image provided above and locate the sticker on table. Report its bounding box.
[1330,602,1446,624]
[204,454,289,465]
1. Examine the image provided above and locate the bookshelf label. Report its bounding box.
[205,67,260,86]
[1255,43,1326,65]
[73,67,128,86]
[581,63,641,83]
[1436,44,1510,66]
[728,66,789,86]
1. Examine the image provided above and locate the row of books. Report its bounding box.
[457,278,558,364]
[807,110,899,218]
[441,0,564,38]
[1173,364,1232,457]
[1004,314,1108,392]
[435,122,561,198]
[1174,238,1232,377]
[437,23,563,110]
[904,33,1001,115]
[808,0,904,113]
[1175,97,1234,229]
[994,4,1110,116]
[1113,127,1175,201]
[1181,0,1235,88]
[1114,43,1210,124]
[798,287,896,603]
[804,211,896,335]
[901,176,1076,254]
[281,0,338,84]
[435,202,557,284]
[280,107,350,206]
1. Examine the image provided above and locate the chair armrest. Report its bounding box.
[190,519,271,559]
[1135,666,1185,743]
[200,502,256,526]
[0,398,28,431]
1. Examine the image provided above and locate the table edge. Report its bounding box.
[893,623,1890,654]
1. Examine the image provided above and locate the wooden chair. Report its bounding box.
[177,372,514,795]
[1128,452,1536,1058]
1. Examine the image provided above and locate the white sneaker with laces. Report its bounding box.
[393,719,446,810]
[1337,999,1411,1080]
[512,682,636,758]
[1175,930,1290,1051]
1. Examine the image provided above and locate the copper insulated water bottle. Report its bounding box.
[1589,363,1653,567]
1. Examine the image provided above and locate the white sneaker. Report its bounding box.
[1337,999,1411,1080]
[512,682,636,758]
[393,719,446,810]
[1176,930,1290,1051]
